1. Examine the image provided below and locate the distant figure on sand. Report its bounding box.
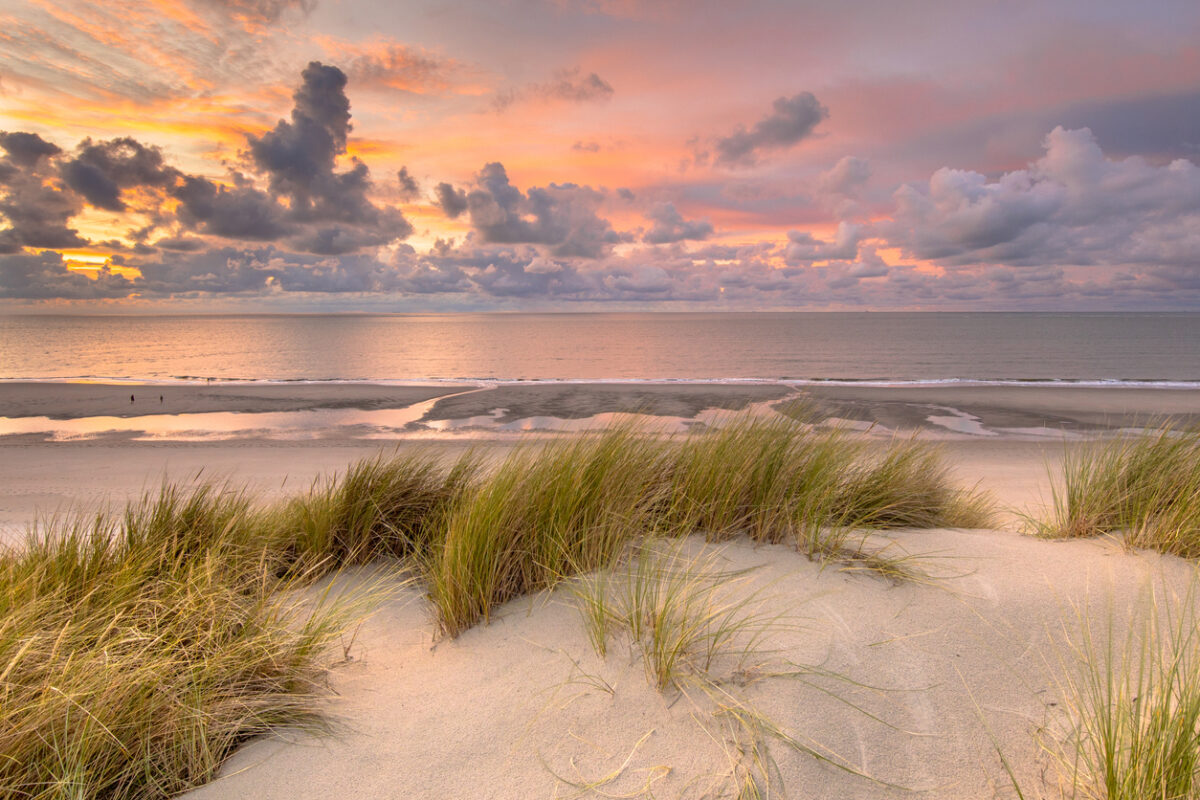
[130,394,134,404]
[160,395,163,403]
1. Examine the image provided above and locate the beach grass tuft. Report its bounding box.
[277,451,478,571]
[1040,426,1200,557]
[427,427,666,636]
[0,486,363,799]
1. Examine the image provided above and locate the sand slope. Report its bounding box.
[182,525,1196,800]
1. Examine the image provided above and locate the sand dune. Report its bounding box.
[4,381,1199,797]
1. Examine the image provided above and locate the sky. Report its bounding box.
[1,0,1199,311]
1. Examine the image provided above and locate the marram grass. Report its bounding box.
[0,417,989,797]
[1041,426,1200,557]
[428,419,991,634]
[0,486,364,799]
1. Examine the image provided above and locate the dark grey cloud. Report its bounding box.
[243,61,412,253]
[0,132,61,168]
[714,93,829,167]
[61,138,179,212]
[396,166,420,200]
[434,182,469,218]
[0,142,87,253]
[464,162,626,258]
[493,67,613,111]
[573,140,601,153]
[248,62,352,206]
[172,175,292,241]
[642,202,714,244]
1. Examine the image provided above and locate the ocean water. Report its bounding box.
[2,312,1199,385]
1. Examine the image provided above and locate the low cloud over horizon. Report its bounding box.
[2,0,1198,310]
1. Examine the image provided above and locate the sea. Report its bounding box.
[2,312,1199,385]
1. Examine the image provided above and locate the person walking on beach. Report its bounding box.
[130,394,135,404]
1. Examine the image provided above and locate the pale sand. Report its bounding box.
[181,511,1195,799]
[3,384,1199,797]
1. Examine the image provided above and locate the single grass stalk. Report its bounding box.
[574,541,781,692]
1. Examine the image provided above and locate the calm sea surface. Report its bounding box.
[2,312,1199,384]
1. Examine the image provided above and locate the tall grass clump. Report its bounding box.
[427,416,992,634]
[0,486,360,799]
[660,418,992,560]
[427,428,669,636]
[1042,427,1200,557]
[1051,583,1200,800]
[275,451,478,572]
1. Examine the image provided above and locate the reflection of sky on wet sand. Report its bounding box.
[0,401,786,442]
[0,406,432,442]
[0,397,1095,443]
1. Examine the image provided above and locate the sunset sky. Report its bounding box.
[2,0,1199,310]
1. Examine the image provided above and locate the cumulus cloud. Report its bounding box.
[242,61,411,252]
[2,62,413,271]
[714,93,828,167]
[61,138,179,212]
[784,222,864,264]
[0,138,87,253]
[493,67,614,111]
[885,126,1200,268]
[463,162,626,257]
[172,174,291,241]
[434,182,469,218]
[396,166,420,200]
[642,202,714,244]
[818,156,871,196]
[0,132,61,168]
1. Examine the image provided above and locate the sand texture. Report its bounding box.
[182,527,1193,799]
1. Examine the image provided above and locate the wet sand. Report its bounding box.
[798,383,1200,433]
[0,382,468,420]
[418,382,795,422]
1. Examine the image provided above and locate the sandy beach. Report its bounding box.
[3,381,1199,797]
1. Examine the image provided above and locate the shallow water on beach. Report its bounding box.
[4,312,1200,384]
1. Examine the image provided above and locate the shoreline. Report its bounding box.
[2,380,1196,534]
[0,380,1196,441]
